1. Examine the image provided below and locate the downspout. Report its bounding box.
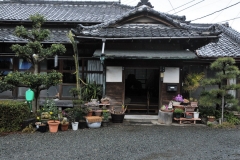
[101,38,106,97]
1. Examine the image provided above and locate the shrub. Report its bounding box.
[0,100,30,132]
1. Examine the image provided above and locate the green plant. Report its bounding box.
[174,108,184,114]
[81,82,102,101]
[110,104,127,114]
[199,57,240,123]
[4,14,66,112]
[22,124,36,133]
[224,112,240,125]
[40,98,58,122]
[102,110,109,121]
[183,72,204,98]
[60,117,69,125]
[0,100,30,133]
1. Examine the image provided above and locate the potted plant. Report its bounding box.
[102,110,110,127]
[63,108,79,131]
[85,116,102,128]
[110,104,127,123]
[172,94,183,106]
[189,98,198,107]
[174,108,183,118]
[60,117,69,131]
[81,81,102,102]
[35,111,47,133]
[41,99,60,133]
[193,109,200,119]
[101,97,111,104]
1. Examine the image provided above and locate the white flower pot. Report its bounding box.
[194,112,200,119]
[72,122,79,131]
[172,101,181,106]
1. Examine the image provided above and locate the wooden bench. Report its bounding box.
[125,103,158,113]
[174,117,201,124]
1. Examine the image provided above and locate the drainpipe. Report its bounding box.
[101,39,106,97]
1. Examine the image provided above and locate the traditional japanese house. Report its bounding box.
[0,0,239,114]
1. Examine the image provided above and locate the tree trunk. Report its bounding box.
[221,95,224,123]
[32,63,39,113]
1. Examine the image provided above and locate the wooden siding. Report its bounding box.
[106,82,124,106]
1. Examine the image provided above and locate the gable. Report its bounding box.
[110,13,176,28]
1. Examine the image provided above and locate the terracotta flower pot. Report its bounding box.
[60,123,69,131]
[47,120,60,133]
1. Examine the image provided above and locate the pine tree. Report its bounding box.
[4,14,66,112]
[199,57,240,122]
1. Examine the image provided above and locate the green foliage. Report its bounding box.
[183,72,205,97]
[213,122,236,128]
[224,112,240,125]
[22,124,36,133]
[174,108,184,114]
[69,88,81,98]
[40,99,59,121]
[199,106,220,119]
[102,110,109,121]
[199,57,240,120]
[5,70,62,92]
[63,105,88,122]
[81,82,102,101]
[0,75,14,93]
[0,100,30,133]
[6,14,66,112]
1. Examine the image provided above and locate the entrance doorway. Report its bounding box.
[125,68,159,114]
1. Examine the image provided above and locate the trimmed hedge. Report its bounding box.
[0,100,30,132]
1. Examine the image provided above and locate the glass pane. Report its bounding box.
[19,59,32,70]
[62,73,76,83]
[40,60,47,70]
[0,90,12,98]
[62,85,76,97]
[40,86,60,97]
[18,87,28,97]
[47,59,59,70]
[63,59,75,70]
[0,58,13,69]
[0,71,11,76]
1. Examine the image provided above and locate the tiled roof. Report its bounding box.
[72,23,216,38]
[0,0,133,22]
[72,5,220,38]
[196,24,240,58]
[0,27,70,43]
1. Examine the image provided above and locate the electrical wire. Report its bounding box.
[167,0,197,13]
[174,0,205,14]
[231,10,240,25]
[217,16,240,23]
[211,0,232,22]
[167,0,176,14]
[191,1,240,21]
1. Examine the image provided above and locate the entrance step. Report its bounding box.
[124,115,158,122]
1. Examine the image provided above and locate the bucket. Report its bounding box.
[72,122,79,131]
[193,112,199,119]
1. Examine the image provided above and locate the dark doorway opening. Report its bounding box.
[125,69,159,115]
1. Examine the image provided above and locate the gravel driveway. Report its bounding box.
[1,123,240,160]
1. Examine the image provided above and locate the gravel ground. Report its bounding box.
[1,123,240,160]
